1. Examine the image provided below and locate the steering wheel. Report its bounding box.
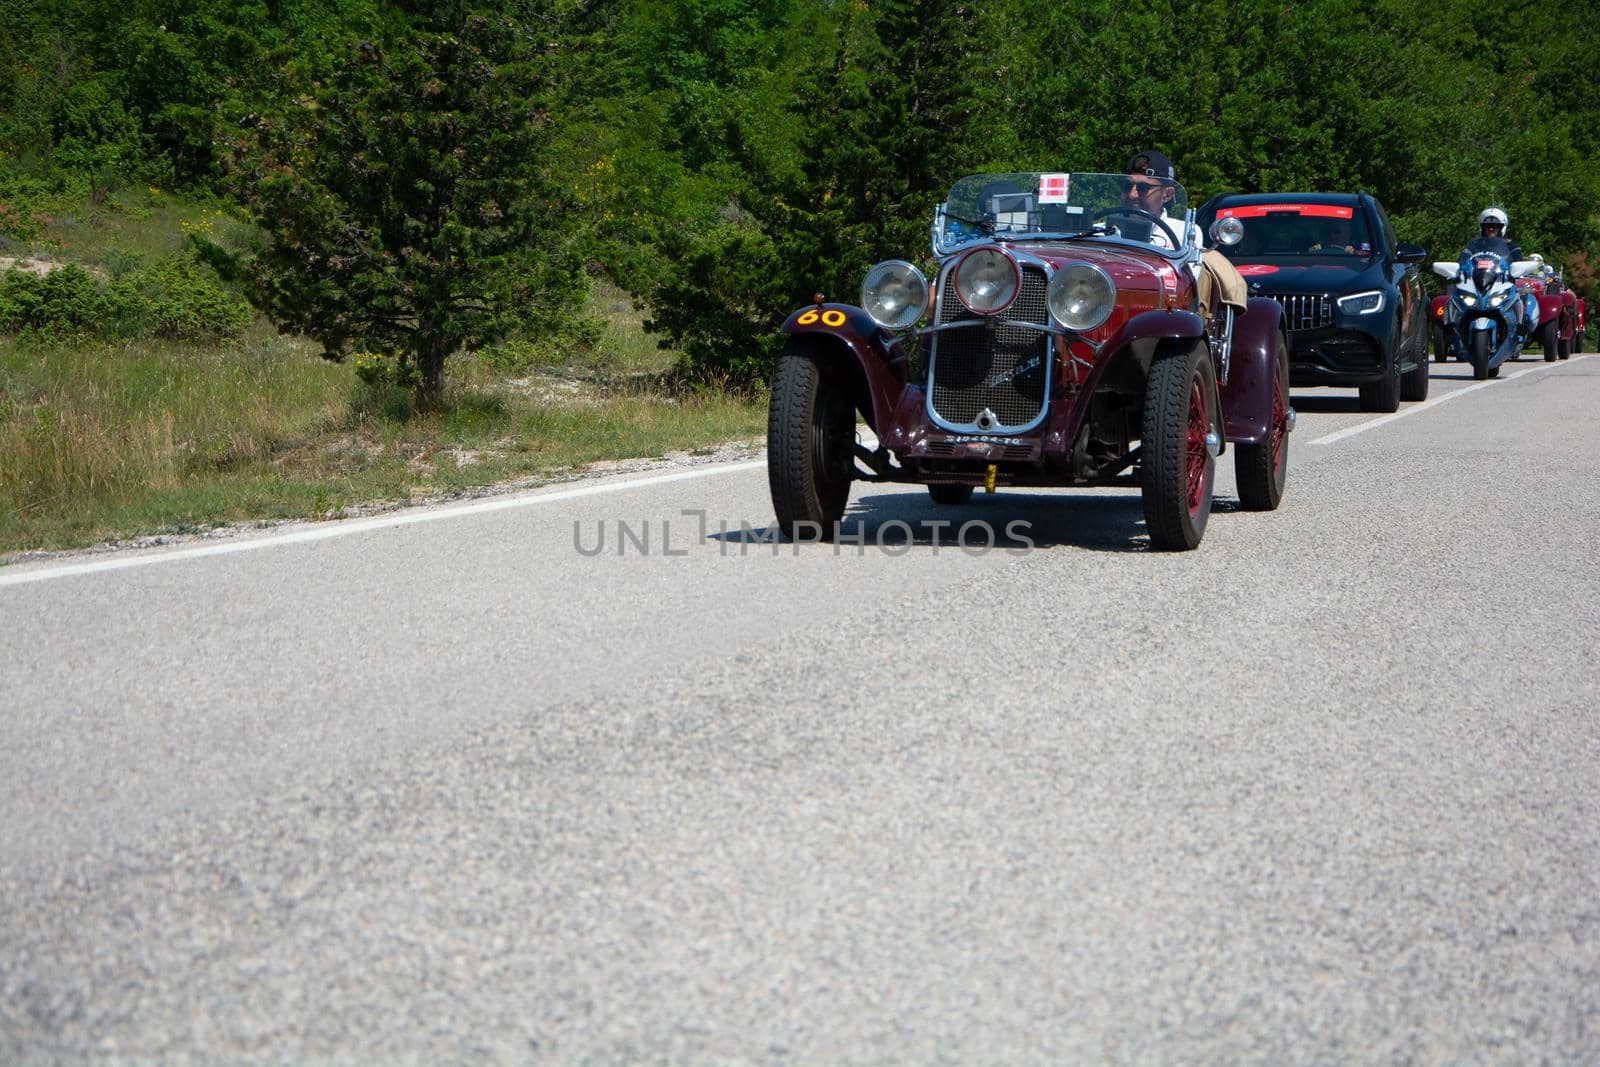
[1092,206,1180,249]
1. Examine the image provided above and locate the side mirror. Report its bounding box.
[1510,259,1540,278]
[1394,243,1426,264]
[1431,262,1460,280]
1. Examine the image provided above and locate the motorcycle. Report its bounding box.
[1431,251,1541,380]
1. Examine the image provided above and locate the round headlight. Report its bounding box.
[860,260,929,330]
[953,248,1019,315]
[1209,216,1245,247]
[1047,263,1116,331]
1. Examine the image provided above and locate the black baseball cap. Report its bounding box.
[1126,150,1175,180]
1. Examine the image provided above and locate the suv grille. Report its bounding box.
[1264,292,1333,332]
[928,266,1050,430]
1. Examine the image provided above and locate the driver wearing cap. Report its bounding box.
[1119,149,1247,317]
[1119,150,1200,251]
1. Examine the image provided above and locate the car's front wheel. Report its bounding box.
[1142,344,1216,551]
[1234,341,1289,511]
[768,343,856,539]
[1541,320,1559,362]
[1558,325,1572,360]
[1471,330,1491,380]
[1359,356,1401,412]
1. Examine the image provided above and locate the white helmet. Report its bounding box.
[1478,206,1509,230]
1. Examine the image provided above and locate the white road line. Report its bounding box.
[1308,360,1566,446]
[0,460,767,588]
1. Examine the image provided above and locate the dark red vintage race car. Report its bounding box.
[766,171,1293,551]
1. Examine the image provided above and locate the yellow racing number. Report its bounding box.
[796,308,848,328]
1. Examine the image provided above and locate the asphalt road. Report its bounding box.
[3,355,1598,1064]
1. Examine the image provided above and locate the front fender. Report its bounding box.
[1043,309,1208,453]
[1430,294,1448,325]
[780,303,906,432]
[1221,297,1284,446]
[1537,294,1564,327]
[1074,309,1206,396]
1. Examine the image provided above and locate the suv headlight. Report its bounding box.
[953,248,1019,315]
[1337,290,1384,315]
[1047,262,1116,331]
[860,260,929,330]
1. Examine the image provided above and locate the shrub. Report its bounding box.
[0,253,250,341]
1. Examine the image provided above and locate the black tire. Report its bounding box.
[1470,330,1490,380]
[1574,329,1584,354]
[1558,327,1572,360]
[1359,355,1401,412]
[1401,331,1430,402]
[927,483,974,505]
[1541,320,1558,362]
[768,346,855,538]
[1432,326,1449,363]
[1234,341,1288,511]
[1142,344,1216,551]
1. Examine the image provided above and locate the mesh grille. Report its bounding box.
[1264,292,1333,332]
[929,266,1051,429]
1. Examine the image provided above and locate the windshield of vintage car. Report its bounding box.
[1211,202,1375,259]
[935,172,1190,255]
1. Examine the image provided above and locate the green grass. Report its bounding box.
[0,187,765,557]
[0,331,763,554]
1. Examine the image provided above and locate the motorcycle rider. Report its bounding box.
[1464,207,1523,262]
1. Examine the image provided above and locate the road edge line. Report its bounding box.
[1308,360,1567,446]
[0,459,768,588]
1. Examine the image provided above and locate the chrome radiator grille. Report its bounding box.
[928,267,1050,430]
[1264,292,1333,332]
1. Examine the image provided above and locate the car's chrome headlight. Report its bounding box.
[860,260,929,330]
[952,248,1019,315]
[1046,262,1116,331]
[1337,290,1384,315]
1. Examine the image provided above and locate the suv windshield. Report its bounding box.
[1212,202,1373,259]
[935,172,1190,256]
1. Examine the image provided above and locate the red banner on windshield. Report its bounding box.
[1217,204,1355,219]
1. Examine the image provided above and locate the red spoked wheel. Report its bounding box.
[1235,343,1289,511]
[1143,343,1217,550]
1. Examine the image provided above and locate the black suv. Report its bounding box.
[1197,192,1430,411]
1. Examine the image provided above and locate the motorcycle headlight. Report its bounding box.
[1046,262,1116,331]
[1337,290,1384,315]
[1457,292,1478,308]
[1486,289,1510,308]
[860,260,929,330]
[952,247,1019,315]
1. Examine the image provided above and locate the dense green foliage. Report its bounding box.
[2,0,1596,382]
[0,255,250,340]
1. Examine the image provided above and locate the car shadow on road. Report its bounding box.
[711,490,1179,553]
[1288,394,1363,413]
